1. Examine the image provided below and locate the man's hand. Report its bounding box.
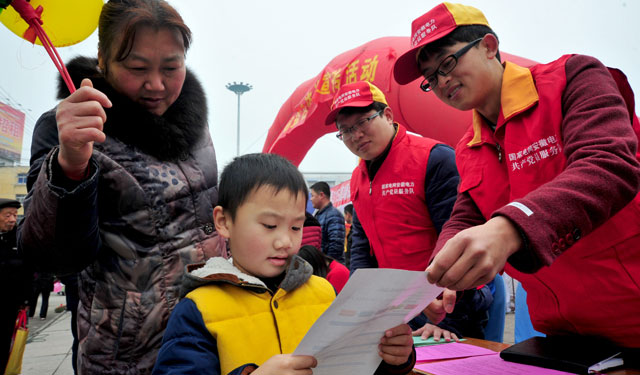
[56,78,112,180]
[252,354,317,375]
[423,288,456,324]
[413,323,459,342]
[379,324,413,366]
[427,216,521,290]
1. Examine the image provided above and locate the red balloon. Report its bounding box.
[263,36,537,166]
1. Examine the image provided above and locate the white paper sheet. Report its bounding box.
[293,268,443,375]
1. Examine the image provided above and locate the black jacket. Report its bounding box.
[0,228,32,304]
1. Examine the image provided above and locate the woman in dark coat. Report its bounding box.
[19,0,222,372]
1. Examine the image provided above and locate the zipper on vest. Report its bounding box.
[369,181,372,195]
[495,143,502,163]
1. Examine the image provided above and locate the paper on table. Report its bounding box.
[414,353,576,375]
[413,336,467,346]
[294,268,443,375]
[416,342,497,362]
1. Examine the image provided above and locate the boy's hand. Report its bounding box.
[413,323,459,342]
[379,324,413,366]
[253,354,317,375]
[423,288,456,324]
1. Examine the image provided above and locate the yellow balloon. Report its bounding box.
[0,0,103,47]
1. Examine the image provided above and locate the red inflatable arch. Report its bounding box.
[263,36,537,166]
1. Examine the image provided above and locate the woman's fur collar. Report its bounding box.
[57,56,208,161]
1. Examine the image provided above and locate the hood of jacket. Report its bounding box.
[57,56,208,161]
[181,254,314,297]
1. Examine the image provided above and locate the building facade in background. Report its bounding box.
[0,101,25,166]
[302,172,351,188]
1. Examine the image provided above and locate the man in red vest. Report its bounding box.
[393,2,640,347]
[326,80,493,341]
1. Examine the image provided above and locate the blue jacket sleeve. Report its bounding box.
[153,298,221,375]
[424,144,459,234]
[153,298,259,375]
[375,346,416,375]
[324,209,345,263]
[348,208,377,273]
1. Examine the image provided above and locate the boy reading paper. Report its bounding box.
[153,153,416,374]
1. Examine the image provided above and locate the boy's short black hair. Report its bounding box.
[218,153,308,219]
[310,181,331,199]
[417,25,501,64]
[336,101,388,124]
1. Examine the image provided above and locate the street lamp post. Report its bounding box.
[226,82,252,156]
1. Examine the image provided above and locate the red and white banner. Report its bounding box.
[330,179,351,210]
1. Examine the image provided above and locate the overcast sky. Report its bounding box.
[1,0,638,174]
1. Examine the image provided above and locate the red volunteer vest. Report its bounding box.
[456,55,640,347]
[350,125,439,271]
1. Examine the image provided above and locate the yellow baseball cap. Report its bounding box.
[393,2,489,85]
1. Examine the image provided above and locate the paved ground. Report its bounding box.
[22,311,74,375]
[16,292,516,374]
[16,293,74,375]
[25,294,67,340]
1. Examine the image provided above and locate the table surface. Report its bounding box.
[412,338,639,375]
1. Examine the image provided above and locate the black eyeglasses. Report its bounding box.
[336,110,383,141]
[420,38,483,92]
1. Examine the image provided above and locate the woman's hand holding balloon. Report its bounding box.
[56,78,112,180]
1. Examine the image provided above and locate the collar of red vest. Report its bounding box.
[467,61,540,147]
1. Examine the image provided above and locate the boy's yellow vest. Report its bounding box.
[186,275,335,374]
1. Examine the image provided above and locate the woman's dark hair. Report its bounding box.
[98,0,192,75]
[218,153,309,220]
[297,245,329,278]
[417,25,501,63]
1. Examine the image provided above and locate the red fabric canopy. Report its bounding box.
[263,36,537,166]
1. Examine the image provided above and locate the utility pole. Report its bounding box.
[225,82,252,156]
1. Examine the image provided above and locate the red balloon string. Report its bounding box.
[10,0,76,94]
[32,21,76,93]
